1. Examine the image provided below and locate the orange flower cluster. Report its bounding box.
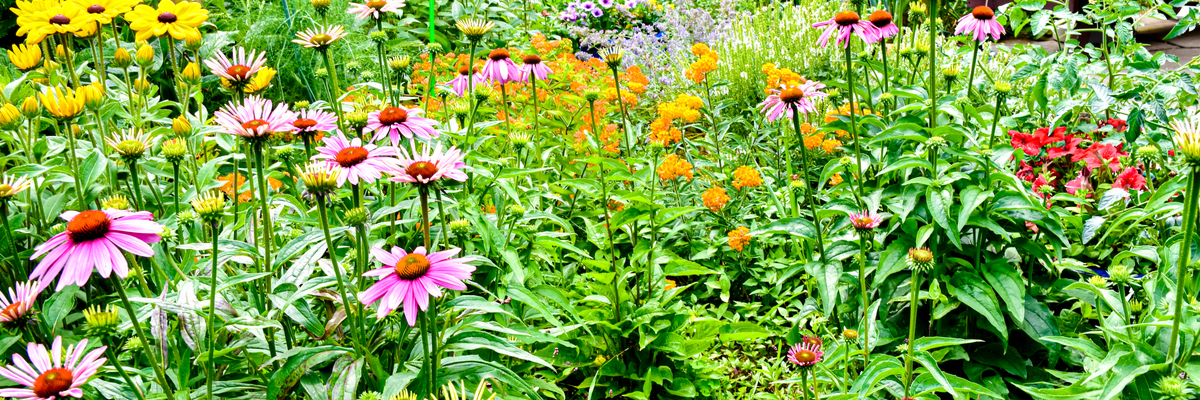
[824,103,881,138]
[732,166,763,190]
[657,154,694,181]
[686,43,718,85]
[830,173,844,185]
[218,173,282,202]
[798,122,844,154]
[571,123,621,155]
[822,138,843,153]
[761,63,805,92]
[607,199,626,211]
[728,226,752,252]
[648,94,704,146]
[702,186,731,212]
[625,66,649,95]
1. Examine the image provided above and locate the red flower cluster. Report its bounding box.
[1009,121,1147,202]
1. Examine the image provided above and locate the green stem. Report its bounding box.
[791,108,827,263]
[845,44,865,209]
[1168,165,1200,370]
[206,222,219,400]
[114,277,175,399]
[529,74,541,167]
[903,268,921,397]
[611,67,633,157]
[320,49,347,132]
[858,235,871,367]
[103,337,147,400]
[927,0,938,130]
[966,42,979,97]
[316,195,366,357]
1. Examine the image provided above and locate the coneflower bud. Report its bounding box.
[345,207,370,226]
[842,329,859,340]
[314,67,328,78]
[449,219,471,235]
[941,66,959,82]
[926,136,947,148]
[113,48,132,68]
[449,99,471,120]
[425,42,443,56]
[583,88,602,102]
[600,47,624,70]
[101,194,131,210]
[1170,117,1200,165]
[1109,264,1133,285]
[299,162,340,195]
[161,138,188,163]
[345,60,361,72]
[388,56,411,71]
[993,80,1012,95]
[909,1,927,15]
[455,18,495,42]
[473,85,494,102]
[345,110,370,131]
[506,204,526,215]
[177,210,197,223]
[1088,275,1108,287]
[1156,376,1188,400]
[369,30,388,44]
[191,191,226,225]
[358,391,382,400]
[294,100,311,109]
[311,0,331,13]
[21,96,40,118]
[181,62,201,84]
[136,44,155,68]
[907,247,934,272]
[83,305,120,337]
[1129,299,1144,314]
[359,70,376,81]
[510,132,531,149]
[878,92,894,104]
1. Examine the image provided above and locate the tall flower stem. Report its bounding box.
[103,337,147,400]
[115,277,175,399]
[172,163,181,214]
[1168,165,1200,370]
[983,93,1004,188]
[128,161,146,210]
[424,49,437,112]
[418,303,434,397]
[879,40,890,93]
[844,44,866,209]
[0,201,22,276]
[94,22,108,88]
[205,222,219,400]
[529,74,542,167]
[375,18,390,104]
[251,140,280,362]
[903,268,921,397]
[57,120,86,210]
[858,235,871,366]
[966,42,979,97]
[800,369,811,400]
[316,195,365,357]
[465,41,479,141]
[499,84,513,138]
[791,108,827,263]
[610,67,633,157]
[320,49,347,132]
[597,161,621,320]
[927,0,939,130]
[418,185,431,249]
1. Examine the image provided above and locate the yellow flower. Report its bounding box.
[11,0,59,19]
[0,104,23,130]
[73,0,140,24]
[135,42,154,66]
[244,67,275,94]
[16,4,94,44]
[7,43,42,72]
[180,61,201,83]
[78,82,104,109]
[38,86,85,119]
[113,47,131,67]
[125,0,208,42]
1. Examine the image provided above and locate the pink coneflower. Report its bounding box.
[813,11,880,48]
[30,209,163,291]
[346,0,403,19]
[849,211,882,232]
[0,281,41,326]
[313,131,400,187]
[366,105,439,145]
[388,142,468,185]
[0,336,106,400]
[480,48,521,85]
[292,25,348,49]
[291,109,338,136]
[360,246,475,325]
[868,10,898,39]
[786,342,824,367]
[758,80,827,122]
[203,47,268,83]
[215,96,296,138]
[519,54,553,81]
[955,6,1005,42]
[445,65,484,97]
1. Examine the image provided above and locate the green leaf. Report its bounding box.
[1098,362,1151,400]
[958,186,991,232]
[913,350,957,396]
[948,273,1008,340]
[805,261,842,316]
[445,331,555,369]
[507,285,564,327]
[912,337,982,352]
[718,321,771,343]
[1081,216,1105,245]
[78,149,107,187]
[850,356,904,394]
[1038,336,1105,360]
[43,285,79,333]
[983,257,1026,322]
[266,346,352,400]
[754,217,815,239]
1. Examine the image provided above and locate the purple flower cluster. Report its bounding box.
[558,0,640,22]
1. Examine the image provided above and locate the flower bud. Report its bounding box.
[993,80,1012,94]
[184,32,203,52]
[181,62,201,84]
[136,43,155,68]
[369,30,388,44]
[191,191,226,224]
[294,100,311,110]
[1088,275,1108,287]
[345,207,370,226]
[506,204,526,215]
[83,305,120,337]
[1109,264,1133,285]
[0,104,22,131]
[178,210,197,223]
[172,117,192,136]
[449,219,471,236]
[161,138,188,163]
[21,96,40,118]
[907,247,934,272]
[101,194,131,210]
[113,48,132,68]
[842,329,859,340]
[345,110,369,131]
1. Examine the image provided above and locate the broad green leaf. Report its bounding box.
[948,273,1008,340]
[983,257,1026,322]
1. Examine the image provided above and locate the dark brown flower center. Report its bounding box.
[779,88,805,104]
[67,210,110,242]
[226,65,252,80]
[86,4,105,13]
[33,368,73,398]
[802,336,823,347]
[457,65,470,75]
[1,301,22,320]
[293,118,318,130]
[834,11,859,26]
[378,107,408,125]
[406,161,438,180]
[157,12,177,23]
[488,48,510,61]
[334,146,369,167]
[49,14,70,25]
[241,119,269,132]
[972,6,994,20]
[794,350,816,363]
[394,253,431,279]
[868,10,892,27]
[523,54,542,65]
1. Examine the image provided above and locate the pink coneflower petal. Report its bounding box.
[29,209,164,291]
[366,105,439,145]
[312,130,400,186]
[360,245,476,326]
[0,337,106,400]
[388,141,469,185]
[215,95,297,138]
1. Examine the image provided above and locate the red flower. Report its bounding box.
[1032,176,1052,200]
[1034,126,1068,146]
[1017,160,1037,182]
[1100,118,1127,133]
[1047,135,1084,159]
[1010,130,1042,156]
[1071,142,1126,172]
[1112,167,1147,192]
[1065,172,1091,197]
